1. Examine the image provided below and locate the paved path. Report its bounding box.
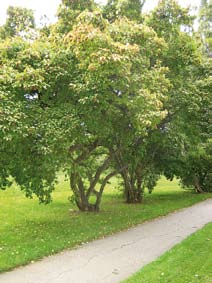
[0,199,212,283]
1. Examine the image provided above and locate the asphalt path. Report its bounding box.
[0,199,211,283]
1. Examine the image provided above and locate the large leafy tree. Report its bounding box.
[1,0,210,211]
[0,36,77,202]
[61,11,169,209]
[100,17,169,203]
[102,0,206,203]
[0,8,169,211]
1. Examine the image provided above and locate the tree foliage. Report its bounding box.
[0,0,211,212]
[173,141,212,193]
[199,0,212,56]
[0,6,35,39]
[56,0,96,33]
[103,0,146,22]
[117,0,206,202]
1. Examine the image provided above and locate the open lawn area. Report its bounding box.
[124,223,212,283]
[0,177,211,273]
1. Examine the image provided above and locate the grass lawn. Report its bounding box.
[0,177,211,272]
[123,223,212,283]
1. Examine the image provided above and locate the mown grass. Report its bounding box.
[124,223,212,283]
[0,177,211,272]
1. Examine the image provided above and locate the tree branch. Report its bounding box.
[86,155,112,198]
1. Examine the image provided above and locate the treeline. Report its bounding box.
[0,0,211,211]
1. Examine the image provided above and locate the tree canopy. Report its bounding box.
[0,0,211,211]
[0,6,35,39]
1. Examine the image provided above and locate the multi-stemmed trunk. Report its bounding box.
[70,169,117,212]
[121,166,144,203]
[113,150,145,204]
[69,150,117,212]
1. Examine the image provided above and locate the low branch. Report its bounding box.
[95,170,118,209]
[99,170,118,195]
[69,144,84,153]
[69,139,99,154]
[86,155,112,198]
[71,140,99,164]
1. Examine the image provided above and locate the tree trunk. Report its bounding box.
[70,171,97,212]
[121,168,144,204]
[69,156,116,212]
[194,176,204,194]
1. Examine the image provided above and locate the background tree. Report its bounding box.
[199,0,212,56]
[145,1,212,194]
[103,0,146,22]
[146,1,204,156]
[56,0,96,34]
[169,141,212,193]
[0,6,35,39]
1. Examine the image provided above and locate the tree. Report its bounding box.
[56,0,96,33]
[199,0,212,56]
[0,35,77,203]
[102,15,170,202]
[171,141,212,193]
[0,9,169,211]
[174,55,212,193]
[64,12,169,208]
[103,0,146,22]
[0,6,35,39]
[147,1,204,144]
[115,0,205,203]
[1,1,209,212]
[145,2,212,195]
